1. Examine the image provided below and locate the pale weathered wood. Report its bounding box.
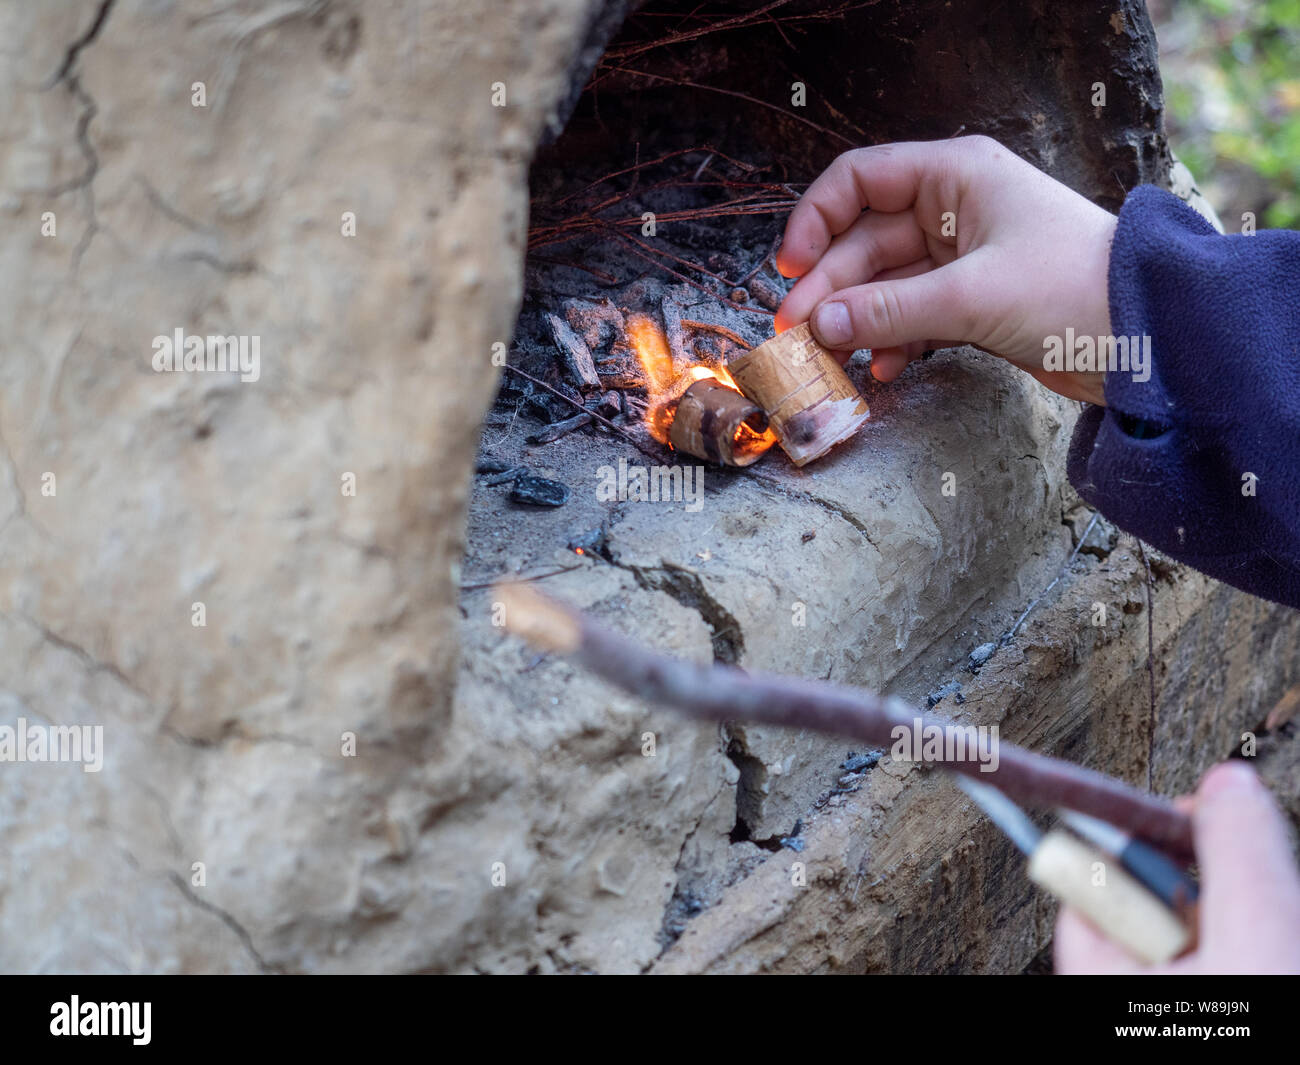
[1028,831,1191,964]
[546,311,601,389]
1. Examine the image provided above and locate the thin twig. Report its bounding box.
[545,146,759,208]
[737,243,776,288]
[681,320,749,348]
[528,193,796,253]
[460,565,582,593]
[497,583,1195,858]
[610,234,776,316]
[502,364,672,463]
[600,0,880,66]
[603,0,797,63]
[603,65,858,149]
[1001,511,1099,646]
[1136,537,1157,792]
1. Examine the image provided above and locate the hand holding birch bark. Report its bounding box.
[775,136,1116,405]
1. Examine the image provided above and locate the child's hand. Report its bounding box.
[775,137,1117,405]
[1055,762,1300,974]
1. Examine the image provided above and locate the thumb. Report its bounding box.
[808,254,989,353]
[1193,761,1300,972]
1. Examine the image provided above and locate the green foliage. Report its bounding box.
[1163,0,1300,227]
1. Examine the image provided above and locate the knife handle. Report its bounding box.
[1028,829,1193,965]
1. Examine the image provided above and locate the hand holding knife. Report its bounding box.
[956,775,1199,965]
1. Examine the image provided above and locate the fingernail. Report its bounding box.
[1202,761,1258,798]
[814,302,852,348]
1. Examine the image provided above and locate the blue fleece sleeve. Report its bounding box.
[1067,184,1300,609]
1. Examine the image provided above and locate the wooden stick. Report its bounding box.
[1266,682,1300,731]
[495,583,1195,859]
[681,319,749,349]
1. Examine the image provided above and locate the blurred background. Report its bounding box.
[1153,0,1300,227]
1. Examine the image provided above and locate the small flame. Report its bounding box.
[732,415,778,458]
[689,363,744,391]
[627,314,677,395]
[626,314,752,445]
[620,312,776,460]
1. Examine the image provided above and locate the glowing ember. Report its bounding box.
[731,414,778,457]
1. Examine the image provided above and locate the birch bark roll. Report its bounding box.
[728,323,869,466]
[668,377,774,467]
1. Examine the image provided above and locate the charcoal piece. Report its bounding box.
[512,473,569,507]
[968,642,997,671]
[528,412,593,444]
[476,455,513,474]
[563,298,626,353]
[545,312,600,389]
[747,273,786,311]
[596,373,645,391]
[525,389,579,425]
[567,526,608,557]
[482,467,525,486]
[596,391,622,417]
[842,751,881,774]
[926,680,964,708]
[502,367,581,425]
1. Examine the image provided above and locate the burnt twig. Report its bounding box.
[502,364,672,464]
[529,412,594,444]
[681,319,750,349]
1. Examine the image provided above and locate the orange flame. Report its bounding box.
[624,313,775,458]
[626,314,677,395]
[689,363,743,390]
[626,313,689,444]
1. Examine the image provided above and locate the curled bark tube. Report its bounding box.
[728,322,870,466]
[494,582,1196,859]
[668,377,776,467]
